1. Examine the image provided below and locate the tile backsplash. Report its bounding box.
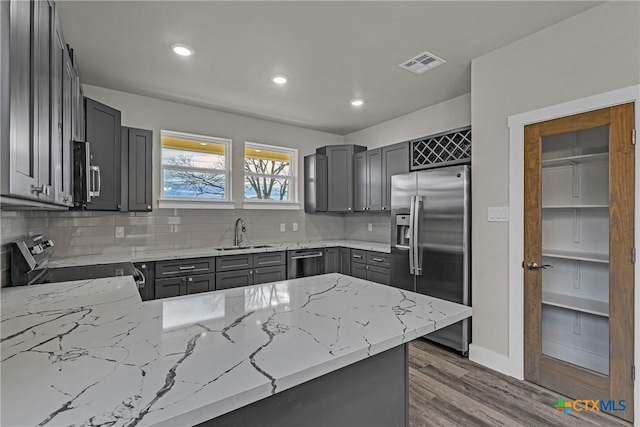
[1,208,391,287]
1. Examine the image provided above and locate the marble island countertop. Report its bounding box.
[1,273,471,427]
[49,240,391,268]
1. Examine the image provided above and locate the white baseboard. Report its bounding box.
[468,344,523,380]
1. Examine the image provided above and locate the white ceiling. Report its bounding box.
[56,1,602,135]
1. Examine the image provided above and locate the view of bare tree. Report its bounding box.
[244,157,289,200]
[164,153,225,197]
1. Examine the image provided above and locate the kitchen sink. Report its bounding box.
[215,245,273,251]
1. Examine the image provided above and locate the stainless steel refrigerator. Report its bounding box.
[390,165,471,354]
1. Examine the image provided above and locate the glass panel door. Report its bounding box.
[540,125,610,375]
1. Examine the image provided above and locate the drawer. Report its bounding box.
[366,251,390,268]
[155,257,215,277]
[254,251,286,267]
[216,254,253,272]
[351,249,366,264]
[216,270,253,290]
[367,265,390,285]
[254,265,287,285]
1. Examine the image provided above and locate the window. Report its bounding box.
[161,130,231,202]
[244,142,297,205]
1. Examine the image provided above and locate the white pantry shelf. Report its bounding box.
[542,152,608,168]
[542,249,609,264]
[542,291,609,317]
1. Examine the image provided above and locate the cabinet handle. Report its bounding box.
[372,258,383,262]
[249,270,253,275]
[179,266,196,270]
[382,206,387,210]
[188,277,193,282]
[353,255,363,259]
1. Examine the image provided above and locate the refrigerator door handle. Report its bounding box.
[414,196,423,275]
[409,196,416,274]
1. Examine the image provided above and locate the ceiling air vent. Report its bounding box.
[399,51,445,75]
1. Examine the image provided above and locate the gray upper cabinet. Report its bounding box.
[319,144,366,213]
[355,148,382,212]
[85,97,122,211]
[304,153,327,213]
[122,127,153,212]
[381,142,409,211]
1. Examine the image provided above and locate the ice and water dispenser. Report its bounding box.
[395,214,411,248]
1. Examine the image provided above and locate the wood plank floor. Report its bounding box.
[409,339,631,427]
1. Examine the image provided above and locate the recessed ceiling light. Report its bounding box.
[350,99,364,107]
[272,75,288,85]
[255,149,262,153]
[199,142,207,146]
[171,43,194,57]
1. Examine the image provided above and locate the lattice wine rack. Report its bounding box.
[411,127,471,170]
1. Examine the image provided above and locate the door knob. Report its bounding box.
[526,262,553,270]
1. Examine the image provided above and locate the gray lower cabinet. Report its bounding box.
[381,142,409,211]
[85,97,121,211]
[154,257,215,299]
[339,248,351,275]
[304,153,328,213]
[121,127,153,212]
[318,144,366,213]
[351,262,367,280]
[324,247,339,273]
[216,252,286,290]
[366,265,390,285]
[350,250,391,285]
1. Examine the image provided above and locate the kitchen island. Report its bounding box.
[1,273,471,426]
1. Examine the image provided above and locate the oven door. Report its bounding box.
[287,249,324,279]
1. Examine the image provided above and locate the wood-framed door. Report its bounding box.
[523,103,635,422]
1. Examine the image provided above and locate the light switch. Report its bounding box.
[488,207,509,222]
[280,223,286,232]
[115,227,125,238]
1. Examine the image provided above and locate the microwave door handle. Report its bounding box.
[409,196,415,274]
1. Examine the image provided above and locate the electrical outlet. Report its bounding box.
[280,223,286,232]
[115,227,125,238]
[292,222,298,232]
[368,223,373,232]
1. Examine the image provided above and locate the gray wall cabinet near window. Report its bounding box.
[216,252,287,290]
[85,97,121,211]
[154,257,215,299]
[381,142,409,211]
[354,148,382,212]
[317,144,366,213]
[121,127,153,212]
[304,153,327,213]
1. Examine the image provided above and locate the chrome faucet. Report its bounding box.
[234,218,246,247]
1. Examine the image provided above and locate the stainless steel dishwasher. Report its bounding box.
[287,249,324,279]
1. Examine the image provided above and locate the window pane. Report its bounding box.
[244,148,291,176]
[244,177,290,201]
[162,148,225,170]
[163,169,226,199]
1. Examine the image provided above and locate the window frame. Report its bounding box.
[243,141,299,210]
[158,130,233,209]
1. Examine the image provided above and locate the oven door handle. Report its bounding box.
[133,267,146,288]
[290,252,323,260]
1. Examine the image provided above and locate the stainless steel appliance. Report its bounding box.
[10,236,145,297]
[391,165,471,354]
[287,249,324,279]
[73,141,101,208]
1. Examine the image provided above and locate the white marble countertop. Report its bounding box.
[48,240,391,268]
[1,273,471,427]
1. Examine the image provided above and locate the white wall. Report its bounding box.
[82,85,344,206]
[471,1,640,358]
[344,93,471,148]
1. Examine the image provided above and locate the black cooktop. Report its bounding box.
[46,262,136,283]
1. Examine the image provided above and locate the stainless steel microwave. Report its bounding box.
[73,141,100,208]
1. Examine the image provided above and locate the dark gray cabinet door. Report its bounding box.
[304,154,327,213]
[34,0,54,204]
[351,262,367,280]
[366,265,390,285]
[339,248,351,275]
[125,127,153,212]
[254,265,286,285]
[367,148,382,211]
[323,145,366,213]
[155,277,183,299]
[5,0,38,200]
[186,273,215,295]
[85,97,121,211]
[353,151,367,212]
[324,247,339,273]
[381,142,409,211]
[216,254,253,272]
[254,251,286,267]
[216,270,253,290]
